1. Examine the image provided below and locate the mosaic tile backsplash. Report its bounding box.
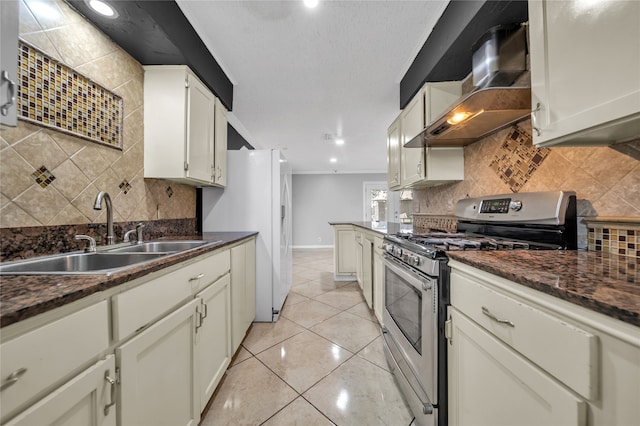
[586,221,639,258]
[489,126,550,192]
[17,42,123,149]
[1,0,196,233]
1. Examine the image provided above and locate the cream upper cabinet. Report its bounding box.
[0,0,18,127]
[144,65,227,187]
[391,81,464,189]
[213,99,228,187]
[400,89,425,187]
[387,116,402,190]
[528,0,640,147]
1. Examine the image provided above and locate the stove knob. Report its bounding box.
[510,200,523,211]
[394,247,403,257]
[412,256,421,267]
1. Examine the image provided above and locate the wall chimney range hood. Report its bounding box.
[405,24,530,148]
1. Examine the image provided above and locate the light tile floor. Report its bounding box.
[200,248,414,425]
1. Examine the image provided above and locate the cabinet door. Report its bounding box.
[230,243,247,352]
[186,73,214,183]
[117,299,199,426]
[448,308,586,426]
[373,239,384,325]
[0,0,18,127]
[214,99,228,187]
[196,274,231,412]
[529,0,640,146]
[5,356,116,426]
[387,116,402,189]
[334,228,356,276]
[362,236,373,309]
[355,233,363,288]
[244,238,256,331]
[400,90,425,187]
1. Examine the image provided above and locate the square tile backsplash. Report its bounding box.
[586,220,639,258]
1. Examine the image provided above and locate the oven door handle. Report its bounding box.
[384,255,436,292]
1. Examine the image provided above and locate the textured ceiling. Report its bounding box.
[176,0,449,174]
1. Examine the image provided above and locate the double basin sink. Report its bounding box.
[0,240,222,275]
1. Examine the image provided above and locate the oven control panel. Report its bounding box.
[455,190,575,225]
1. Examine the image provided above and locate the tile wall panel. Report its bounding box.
[0,0,196,236]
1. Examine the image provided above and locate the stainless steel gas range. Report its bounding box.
[381,191,577,426]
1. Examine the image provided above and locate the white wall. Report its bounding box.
[292,173,387,247]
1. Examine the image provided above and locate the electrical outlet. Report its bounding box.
[317,237,322,243]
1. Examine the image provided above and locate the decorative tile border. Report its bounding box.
[17,42,123,149]
[412,215,457,233]
[585,219,639,258]
[489,126,549,192]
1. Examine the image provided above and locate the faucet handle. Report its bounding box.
[75,235,96,253]
[123,229,137,244]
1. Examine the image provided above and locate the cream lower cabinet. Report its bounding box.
[448,308,586,425]
[196,274,231,413]
[333,225,357,280]
[355,231,363,288]
[0,301,110,424]
[117,299,200,426]
[372,235,385,324]
[230,237,256,353]
[448,260,640,426]
[361,233,374,309]
[5,356,116,426]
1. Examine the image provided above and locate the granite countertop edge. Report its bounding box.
[447,250,639,328]
[0,232,258,328]
[330,221,639,328]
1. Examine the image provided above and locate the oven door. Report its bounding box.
[382,254,438,423]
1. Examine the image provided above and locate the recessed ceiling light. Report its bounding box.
[335,138,345,145]
[330,158,337,163]
[86,0,118,18]
[304,0,319,9]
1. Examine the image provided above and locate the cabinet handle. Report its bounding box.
[531,102,542,136]
[1,367,27,390]
[481,306,515,327]
[1,70,16,116]
[104,371,116,415]
[189,273,205,282]
[201,302,208,319]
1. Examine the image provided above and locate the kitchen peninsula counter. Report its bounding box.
[448,250,640,327]
[0,232,257,328]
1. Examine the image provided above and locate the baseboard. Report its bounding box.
[292,245,334,249]
[334,274,356,282]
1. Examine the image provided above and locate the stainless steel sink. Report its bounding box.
[0,252,167,275]
[105,240,215,253]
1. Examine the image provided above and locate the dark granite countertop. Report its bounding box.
[329,221,413,235]
[447,250,640,327]
[0,232,257,328]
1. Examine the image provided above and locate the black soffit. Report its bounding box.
[64,0,233,111]
[400,0,529,109]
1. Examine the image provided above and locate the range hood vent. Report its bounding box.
[404,86,531,148]
[405,23,530,148]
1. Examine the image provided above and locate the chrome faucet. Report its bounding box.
[93,191,114,245]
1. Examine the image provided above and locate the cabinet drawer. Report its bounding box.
[451,270,598,400]
[113,250,230,341]
[0,301,109,420]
